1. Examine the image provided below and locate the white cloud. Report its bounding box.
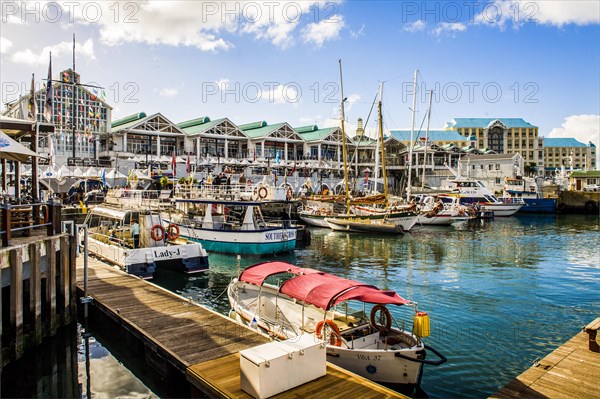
[10,38,95,66]
[260,84,300,105]
[215,78,230,91]
[159,88,178,98]
[403,20,426,33]
[350,24,365,39]
[0,37,13,54]
[475,1,600,28]
[548,115,600,148]
[302,16,345,47]
[345,93,360,112]
[432,22,467,37]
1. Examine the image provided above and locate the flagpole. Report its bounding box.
[71,33,76,161]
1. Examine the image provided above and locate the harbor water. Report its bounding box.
[2,214,599,398]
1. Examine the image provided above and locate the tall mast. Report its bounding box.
[422,89,433,188]
[71,33,76,160]
[338,59,350,212]
[406,69,418,200]
[377,82,388,206]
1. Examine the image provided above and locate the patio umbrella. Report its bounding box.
[0,130,41,162]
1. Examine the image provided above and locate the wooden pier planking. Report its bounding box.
[187,353,406,399]
[490,318,600,399]
[76,256,409,398]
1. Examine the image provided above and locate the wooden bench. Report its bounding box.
[584,317,600,352]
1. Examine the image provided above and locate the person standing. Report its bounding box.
[132,220,140,249]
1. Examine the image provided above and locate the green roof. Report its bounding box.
[351,135,377,145]
[571,171,600,178]
[239,121,268,131]
[177,117,211,129]
[446,118,536,129]
[297,127,339,142]
[112,112,146,128]
[294,125,319,134]
[241,122,287,139]
[179,118,226,135]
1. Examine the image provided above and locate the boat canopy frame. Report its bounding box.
[239,261,412,310]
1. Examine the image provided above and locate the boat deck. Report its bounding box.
[490,319,600,399]
[76,256,408,398]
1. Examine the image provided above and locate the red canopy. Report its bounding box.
[238,261,320,286]
[238,262,410,311]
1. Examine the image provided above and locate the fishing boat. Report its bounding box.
[324,217,404,234]
[227,261,446,385]
[164,199,297,255]
[83,205,209,279]
[502,177,557,213]
[441,177,522,216]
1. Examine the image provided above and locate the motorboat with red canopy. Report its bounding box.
[228,261,446,386]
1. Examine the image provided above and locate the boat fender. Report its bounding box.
[258,186,268,199]
[150,224,165,241]
[413,311,431,338]
[286,186,293,200]
[315,319,342,346]
[167,224,180,240]
[370,305,392,333]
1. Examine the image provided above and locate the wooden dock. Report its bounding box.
[490,318,600,399]
[76,256,408,398]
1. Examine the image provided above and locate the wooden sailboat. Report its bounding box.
[326,81,415,234]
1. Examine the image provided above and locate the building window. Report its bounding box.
[489,164,493,171]
[495,177,501,184]
[495,164,500,170]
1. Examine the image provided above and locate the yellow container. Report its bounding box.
[413,311,430,338]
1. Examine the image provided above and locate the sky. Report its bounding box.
[1,0,599,152]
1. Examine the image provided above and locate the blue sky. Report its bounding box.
[1,1,599,148]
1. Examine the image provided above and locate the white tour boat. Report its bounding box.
[228,261,446,386]
[83,205,209,279]
[441,177,522,216]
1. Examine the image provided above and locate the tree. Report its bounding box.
[524,162,538,177]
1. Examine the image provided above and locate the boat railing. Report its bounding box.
[175,184,256,201]
[499,197,526,205]
[0,200,61,247]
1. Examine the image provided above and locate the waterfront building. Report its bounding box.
[568,170,600,191]
[543,138,597,176]
[458,153,524,193]
[2,69,112,167]
[178,117,248,159]
[239,121,304,163]
[445,118,543,173]
[99,112,186,172]
[294,125,343,163]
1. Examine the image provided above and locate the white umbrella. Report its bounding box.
[84,167,99,178]
[41,166,58,179]
[176,156,186,163]
[0,130,41,162]
[106,169,127,179]
[73,167,83,177]
[57,165,72,178]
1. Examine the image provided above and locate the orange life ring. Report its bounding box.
[315,319,342,346]
[370,305,392,333]
[286,186,293,200]
[258,186,268,199]
[167,224,180,240]
[150,224,165,241]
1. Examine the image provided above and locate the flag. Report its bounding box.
[44,52,53,122]
[275,151,280,164]
[101,168,107,187]
[27,74,37,121]
[365,170,369,183]
[171,151,176,177]
[253,148,256,162]
[289,162,296,176]
[186,154,191,175]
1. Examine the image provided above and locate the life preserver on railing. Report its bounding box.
[315,319,342,346]
[150,224,165,241]
[258,186,268,199]
[370,304,392,333]
[286,186,293,201]
[167,224,180,240]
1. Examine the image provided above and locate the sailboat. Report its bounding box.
[325,80,418,233]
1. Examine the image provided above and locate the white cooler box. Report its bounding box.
[240,334,326,399]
